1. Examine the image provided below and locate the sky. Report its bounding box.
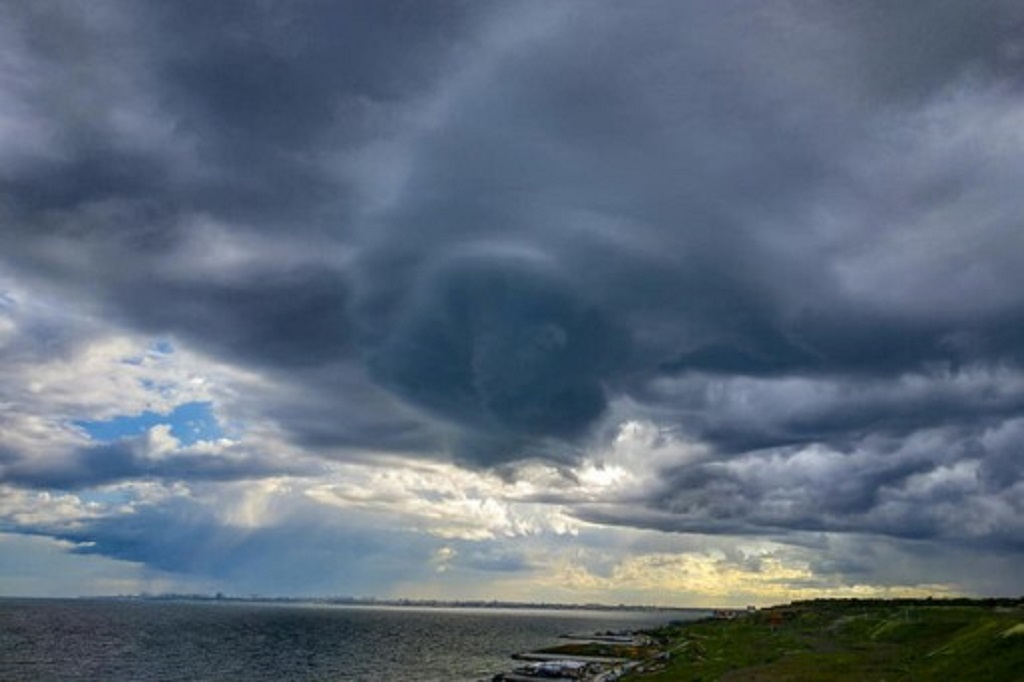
[1,1,1023,607]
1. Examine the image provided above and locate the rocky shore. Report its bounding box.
[486,630,669,681]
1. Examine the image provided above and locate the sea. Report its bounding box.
[0,598,708,681]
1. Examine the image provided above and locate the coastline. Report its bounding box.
[485,598,1024,681]
[485,615,709,681]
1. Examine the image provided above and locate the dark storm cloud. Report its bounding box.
[634,370,1024,456]
[0,0,486,455]
[575,423,1024,551]
[368,250,628,460]
[118,267,354,369]
[3,0,1024,564]
[1,436,315,490]
[0,0,483,311]
[828,0,1024,100]
[0,0,485,225]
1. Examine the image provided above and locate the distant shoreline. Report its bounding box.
[2,593,717,613]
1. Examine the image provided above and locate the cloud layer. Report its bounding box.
[2,0,1023,600]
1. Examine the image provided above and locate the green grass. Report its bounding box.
[625,599,1024,681]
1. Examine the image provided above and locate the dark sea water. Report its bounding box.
[0,599,706,681]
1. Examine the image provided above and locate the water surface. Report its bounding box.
[0,599,707,681]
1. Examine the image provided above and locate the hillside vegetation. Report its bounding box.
[627,598,1024,681]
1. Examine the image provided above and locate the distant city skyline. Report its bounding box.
[1,1,1023,606]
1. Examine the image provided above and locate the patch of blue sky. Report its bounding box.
[169,401,222,444]
[75,401,223,446]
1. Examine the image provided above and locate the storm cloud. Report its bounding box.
[2,1,1024,598]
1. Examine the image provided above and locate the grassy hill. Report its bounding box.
[626,598,1024,681]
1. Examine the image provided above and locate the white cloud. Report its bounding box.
[0,485,109,529]
[306,461,580,541]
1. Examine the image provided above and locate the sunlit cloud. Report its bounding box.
[1,0,1023,602]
